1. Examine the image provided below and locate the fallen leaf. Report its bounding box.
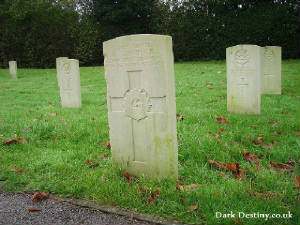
[216,117,228,124]
[17,137,28,144]
[146,196,154,204]
[179,140,183,145]
[268,161,294,172]
[27,207,40,212]
[206,82,213,88]
[99,154,109,159]
[295,131,300,136]
[137,184,144,194]
[252,135,264,145]
[28,110,35,114]
[273,131,284,136]
[91,117,95,121]
[11,168,24,173]
[208,159,241,178]
[53,136,59,142]
[187,204,198,212]
[86,159,99,168]
[32,192,49,201]
[218,172,229,179]
[268,120,278,126]
[3,139,18,145]
[48,101,53,105]
[176,114,184,120]
[104,141,111,150]
[123,172,132,181]
[247,190,280,200]
[48,112,58,117]
[282,110,289,114]
[180,198,187,203]
[219,128,224,133]
[242,149,261,167]
[178,184,204,192]
[232,217,243,224]
[264,141,276,149]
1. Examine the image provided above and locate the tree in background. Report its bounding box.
[0,0,299,68]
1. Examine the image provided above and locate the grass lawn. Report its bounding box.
[0,60,299,225]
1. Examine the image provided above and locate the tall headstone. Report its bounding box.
[226,45,262,114]
[56,58,82,108]
[103,34,178,179]
[9,61,17,79]
[56,57,68,87]
[262,46,281,94]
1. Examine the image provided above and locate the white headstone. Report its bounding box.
[56,59,82,108]
[56,57,68,87]
[9,61,17,79]
[103,34,178,179]
[226,45,262,114]
[262,46,281,94]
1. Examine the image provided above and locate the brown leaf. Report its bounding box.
[17,137,28,144]
[86,159,99,168]
[91,117,95,121]
[216,117,228,124]
[48,112,58,117]
[137,184,144,194]
[146,196,154,205]
[208,159,240,177]
[3,139,18,145]
[27,207,40,212]
[268,161,294,172]
[187,204,198,212]
[99,154,109,160]
[53,136,59,142]
[252,135,264,145]
[295,176,300,191]
[295,131,300,136]
[282,110,289,114]
[218,172,229,179]
[32,192,49,201]
[219,128,224,133]
[206,82,213,88]
[11,168,24,173]
[152,189,160,199]
[176,114,184,120]
[123,172,132,181]
[232,217,243,225]
[273,131,284,136]
[268,120,278,126]
[264,141,276,149]
[180,198,187,203]
[242,149,261,167]
[247,190,279,200]
[104,141,111,150]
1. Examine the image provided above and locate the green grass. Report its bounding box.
[0,60,299,225]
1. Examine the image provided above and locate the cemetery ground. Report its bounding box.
[0,60,299,225]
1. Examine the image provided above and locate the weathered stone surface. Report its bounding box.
[103,34,178,179]
[56,57,68,87]
[262,46,281,94]
[9,61,17,79]
[56,58,82,108]
[226,45,262,114]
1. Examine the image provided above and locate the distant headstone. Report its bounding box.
[56,58,82,108]
[103,34,178,179]
[9,61,17,79]
[226,45,262,114]
[56,57,68,87]
[262,46,281,94]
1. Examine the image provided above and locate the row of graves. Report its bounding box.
[7,34,281,179]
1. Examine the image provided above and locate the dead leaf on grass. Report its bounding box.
[86,159,99,168]
[268,161,294,172]
[187,204,198,212]
[27,207,40,212]
[242,149,261,167]
[252,135,264,145]
[176,114,184,120]
[123,172,133,181]
[216,117,228,124]
[104,141,111,150]
[11,168,24,173]
[32,192,49,201]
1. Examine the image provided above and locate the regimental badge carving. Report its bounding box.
[124,89,152,120]
[235,49,250,65]
[264,48,274,63]
[62,62,72,90]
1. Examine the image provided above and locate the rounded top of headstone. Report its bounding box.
[226,44,261,50]
[103,34,172,49]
